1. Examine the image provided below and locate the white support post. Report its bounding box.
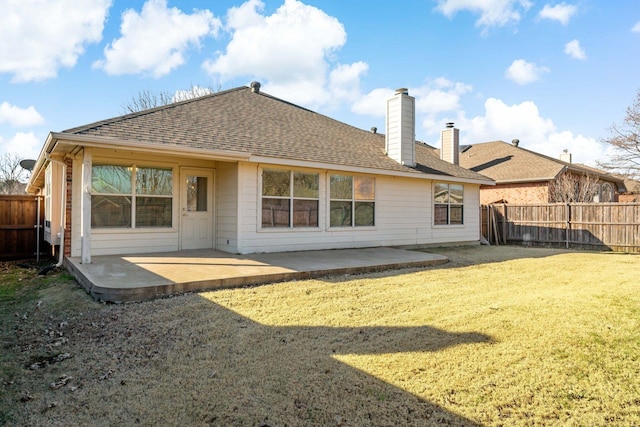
[81,152,92,264]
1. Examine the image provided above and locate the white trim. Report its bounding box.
[81,151,92,264]
[251,156,493,185]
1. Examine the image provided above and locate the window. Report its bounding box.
[261,169,319,228]
[434,183,463,225]
[186,176,208,212]
[91,164,173,228]
[600,183,614,202]
[330,175,375,227]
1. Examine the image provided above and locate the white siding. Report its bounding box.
[65,146,481,257]
[385,91,415,167]
[215,162,239,253]
[429,184,481,245]
[70,148,218,257]
[237,165,481,254]
[70,157,82,257]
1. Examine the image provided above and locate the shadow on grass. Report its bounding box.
[20,293,493,426]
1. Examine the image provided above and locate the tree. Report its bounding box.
[0,153,29,194]
[121,84,219,114]
[549,170,602,203]
[598,89,640,180]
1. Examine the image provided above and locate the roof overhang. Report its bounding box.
[26,132,252,193]
[249,155,495,186]
[26,132,494,193]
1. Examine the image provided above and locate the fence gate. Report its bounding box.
[0,195,48,260]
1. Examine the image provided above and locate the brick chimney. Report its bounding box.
[385,88,415,167]
[440,122,459,165]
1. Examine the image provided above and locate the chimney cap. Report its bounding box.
[395,88,409,95]
[512,139,520,147]
[446,122,455,128]
[250,81,261,93]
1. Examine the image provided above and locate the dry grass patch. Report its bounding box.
[1,247,639,426]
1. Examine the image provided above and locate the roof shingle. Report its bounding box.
[62,86,490,182]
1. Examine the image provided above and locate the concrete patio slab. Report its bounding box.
[65,247,448,303]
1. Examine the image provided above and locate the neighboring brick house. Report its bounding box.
[449,140,626,205]
[619,177,640,202]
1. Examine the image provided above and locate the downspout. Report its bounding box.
[46,153,67,269]
[35,191,41,262]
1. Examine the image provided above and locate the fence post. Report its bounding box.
[501,204,507,245]
[565,203,570,249]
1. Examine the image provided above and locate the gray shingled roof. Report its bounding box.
[458,141,565,182]
[457,141,624,188]
[62,85,490,182]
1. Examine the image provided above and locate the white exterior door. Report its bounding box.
[180,168,214,250]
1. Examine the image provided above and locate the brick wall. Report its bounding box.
[619,193,639,203]
[480,182,549,205]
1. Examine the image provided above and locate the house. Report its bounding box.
[25,84,493,264]
[447,140,626,205]
[607,176,640,203]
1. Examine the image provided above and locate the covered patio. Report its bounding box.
[64,247,448,303]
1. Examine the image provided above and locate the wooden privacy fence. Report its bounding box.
[0,195,48,260]
[482,203,640,253]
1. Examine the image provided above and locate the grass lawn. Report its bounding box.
[1,246,639,426]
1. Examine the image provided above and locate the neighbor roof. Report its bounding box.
[55,85,490,183]
[458,141,625,189]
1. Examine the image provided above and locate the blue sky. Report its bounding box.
[1,0,639,168]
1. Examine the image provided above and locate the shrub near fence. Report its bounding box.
[483,203,640,253]
[0,195,48,260]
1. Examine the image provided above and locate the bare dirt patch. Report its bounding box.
[1,246,639,426]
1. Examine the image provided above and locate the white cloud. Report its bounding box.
[414,78,473,115]
[351,78,472,123]
[203,0,363,108]
[0,0,111,82]
[0,132,42,160]
[547,131,603,165]
[434,0,533,30]
[564,39,586,60]
[538,3,577,25]
[327,62,369,106]
[93,0,220,77]
[632,21,640,32]
[505,59,549,85]
[457,98,604,165]
[172,86,214,103]
[462,98,555,143]
[351,88,396,116]
[0,103,45,127]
